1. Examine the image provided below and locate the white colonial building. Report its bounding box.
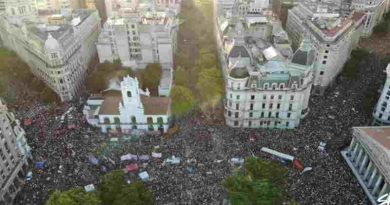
[0,99,31,205]
[342,126,390,205]
[373,64,390,125]
[286,0,366,94]
[83,76,171,134]
[0,1,101,101]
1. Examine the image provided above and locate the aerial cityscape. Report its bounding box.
[0,0,390,204]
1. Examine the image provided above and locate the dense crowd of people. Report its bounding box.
[12,55,386,205]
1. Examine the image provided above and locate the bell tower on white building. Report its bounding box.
[121,75,144,109]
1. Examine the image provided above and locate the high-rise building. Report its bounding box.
[0,0,101,101]
[342,126,390,205]
[373,63,390,125]
[96,10,178,70]
[0,99,31,205]
[286,0,366,94]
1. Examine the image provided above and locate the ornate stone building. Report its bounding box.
[0,99,31,205]
[342,126,390,205]
[0,0,101,101]
[373,64,390,125]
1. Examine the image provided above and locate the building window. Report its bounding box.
[127,91,132,97]
[278,95,282,100]
[289,104,292,111]
[280,84,284,89]
[251,95,255,100]
[236,95,240,100]
[286,122,289,127]
[277,103,280,109]
[131,116,137,124]
[271,95,274,100]
[322,61,326,64]
[114,117,120,124]
[249,112,253,117]
[325,50,329,53]
[250,104,253,110]
[268,112,271,118]
[228,111,231,117]
[248,121,252,127]
[230,94,232,99]
[261,112,264,118]
[263,95,266,100]
[320,71,324,75]
[51,53,58,59]
[235,112,239,118]
[262,103,265,109]
[269,104,273,109]
[290,95,294,101]
[264,83,269,89]
[236,104,239,110]
[157,117,164,125]
[104,118,110,124]
[276,112,279,118]
[234,121,239,126]
[324,56,328,59]
[379,113,383,118]
[287,113,291,118]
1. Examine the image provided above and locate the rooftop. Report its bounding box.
[356,127,390,150]
[98,91,122,115]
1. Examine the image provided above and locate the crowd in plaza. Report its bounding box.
[12,54,385,205]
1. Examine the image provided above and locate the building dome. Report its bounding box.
[44,33,60,50]
[229,66,249,79]
[291,37,315,66]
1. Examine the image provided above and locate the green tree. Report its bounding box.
[45,187,101,205]
[244,157,288,189]
[174,66,191,87]
[224,171,284,205]
[99,170,155,205]
[139,63,162,95]
[197,67,224,109]
[342,48,370,80]
[99,170,126,205]
[373,20,389,35]
[112,182,155,205]
[171,85,196,116]
[40,87,60,104]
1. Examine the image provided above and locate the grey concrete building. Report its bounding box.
[0,100,31,205]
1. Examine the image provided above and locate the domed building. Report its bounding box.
[224,37,315,129]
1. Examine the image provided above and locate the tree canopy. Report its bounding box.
[224,172,284,205]
[45,187,101,205]
[99,170,155,205]
[171,85,196,116]
[342,48,370,80]
[224,157,290,205]
[138,63,162,96]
